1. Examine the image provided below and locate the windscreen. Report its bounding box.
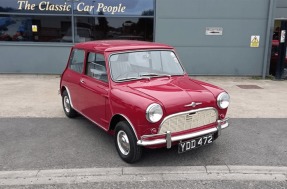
[109,50,185,81]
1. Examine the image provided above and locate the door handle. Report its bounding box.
[80,79,85,84]
[101,93,109,98]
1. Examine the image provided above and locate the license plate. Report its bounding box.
[178,135,213,153]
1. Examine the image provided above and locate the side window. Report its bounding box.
[69,49,85,73]
[86,53,108,82]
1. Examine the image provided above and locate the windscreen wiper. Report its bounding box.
[140,73,171,78]
[116,76,150,82]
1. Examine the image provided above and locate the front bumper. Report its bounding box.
[137,118,229,148]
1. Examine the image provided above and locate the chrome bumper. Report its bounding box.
[137,118,229,148]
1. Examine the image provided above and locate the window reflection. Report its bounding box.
[0,15,153,42]
[74,17,153,42]
[0,0,154,43]
[0,15,71,42]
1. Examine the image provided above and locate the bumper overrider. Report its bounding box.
[137,118,229,148]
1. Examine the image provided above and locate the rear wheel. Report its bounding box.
[115,121,142,163]
[62,90,77,118]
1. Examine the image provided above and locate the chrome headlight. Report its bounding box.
[217,92,230,109]
[146,103,163,123]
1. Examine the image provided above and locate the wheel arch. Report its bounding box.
[109,114,139,140]
[61,86,75,109]
[60,86,67,96]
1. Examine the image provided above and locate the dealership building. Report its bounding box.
[0,0,286,77]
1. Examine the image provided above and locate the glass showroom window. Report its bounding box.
[0,0,154,43]
[74,16,153,42]
[0,15,71,42]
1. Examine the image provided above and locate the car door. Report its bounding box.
[64,48,85,111]
[79,52,110,129]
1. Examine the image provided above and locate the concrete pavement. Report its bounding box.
[0,74,286,118]
[0,75,287,187]
[194,76,287,118]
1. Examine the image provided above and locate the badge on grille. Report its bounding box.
[184,102,202,108]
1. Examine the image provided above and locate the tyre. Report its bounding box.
[115,121,142,163]
[62,90,77,118]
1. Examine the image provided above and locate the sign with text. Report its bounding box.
[205,27,223,36]
[17,0,126,14]
[0,0,154,16]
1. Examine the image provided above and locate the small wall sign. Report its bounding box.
[250,35,260,48]
[205,27,223,36]
[32,25,38,32]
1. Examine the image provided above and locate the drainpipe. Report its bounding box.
[262,0,275,79]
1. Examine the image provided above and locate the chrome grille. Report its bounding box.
[158,108,217,134]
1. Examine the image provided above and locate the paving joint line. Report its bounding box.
[225,163,231,173]
[203,165,208,174]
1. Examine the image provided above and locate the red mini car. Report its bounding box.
[60,40,230,163]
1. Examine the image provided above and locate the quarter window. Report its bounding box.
[86,53,108,82]
[69,49,85,73]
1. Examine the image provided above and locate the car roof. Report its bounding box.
[73,40,174,52]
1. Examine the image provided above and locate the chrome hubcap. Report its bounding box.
[117,130,130,155]
[63,96,71,113]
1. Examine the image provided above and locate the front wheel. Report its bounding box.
[115,121,142,163]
